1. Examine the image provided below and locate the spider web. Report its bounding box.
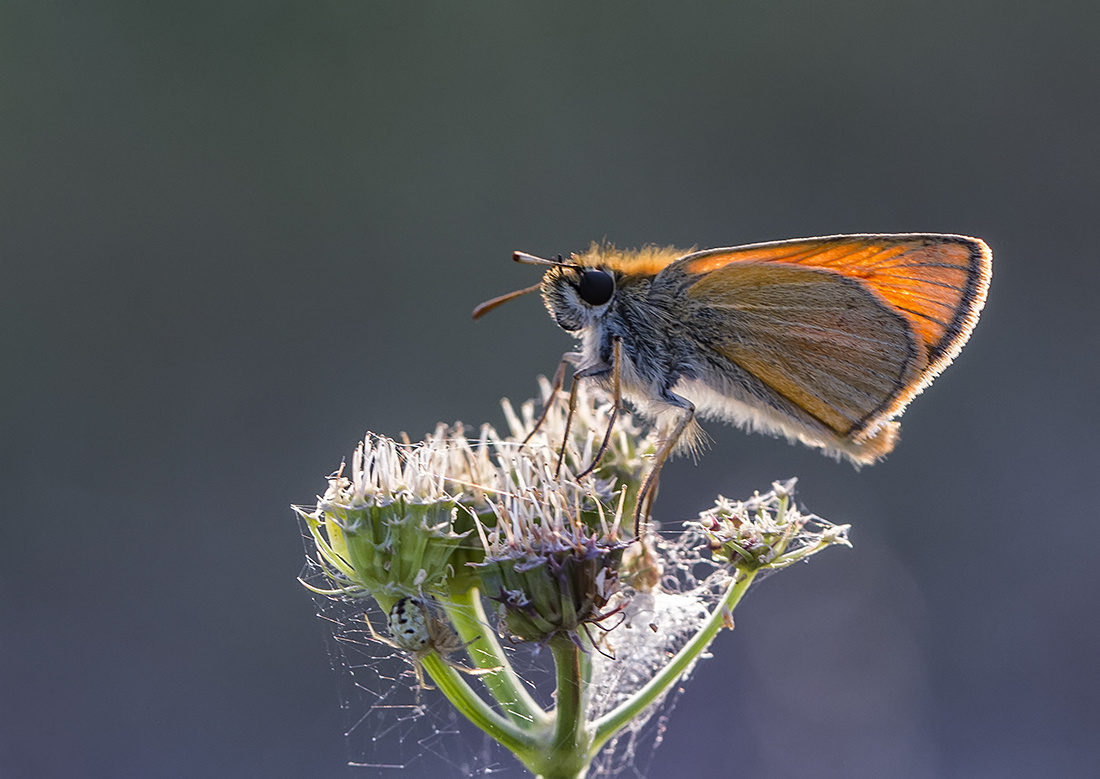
[303,564,543,777]
[300,521,730,779]
[584,524,729,779]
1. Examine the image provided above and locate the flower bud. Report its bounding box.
[474,491,626,643]
[299,435,472,611]
[689,479,851,574]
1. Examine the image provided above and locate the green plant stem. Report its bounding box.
[518,635,592,779]
[590,568,759,753]
[419,652,534,755]
[442,587,549,726]
[430,571,760,777]
[553,635,591,764]
[422,621,595,778]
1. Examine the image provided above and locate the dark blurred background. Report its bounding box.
[2,2,1098,777]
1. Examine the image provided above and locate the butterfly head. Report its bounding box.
[541,262,617,332]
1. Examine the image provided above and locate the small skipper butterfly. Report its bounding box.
[475,234,992,532]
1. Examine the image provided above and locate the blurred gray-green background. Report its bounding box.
[3,2,1098,777]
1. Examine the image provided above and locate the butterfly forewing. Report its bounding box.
[676,234,991,438]
[680,234,991,368]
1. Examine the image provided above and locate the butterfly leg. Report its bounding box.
[633,392,696,536]
[574,338,623,480]
[553,345,618,478]
[554,375,583,478]
[522,354,575,445]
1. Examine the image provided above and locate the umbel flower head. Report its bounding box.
[296,434,474,613]
[689,478,851,574]
[298,379,650,618]
[296,379,857,779]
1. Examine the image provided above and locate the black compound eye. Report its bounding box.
[577,269,615,306]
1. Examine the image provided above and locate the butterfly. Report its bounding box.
[475,234,992,531]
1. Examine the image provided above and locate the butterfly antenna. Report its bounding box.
[511,251,579,269]
[471,283,541,320]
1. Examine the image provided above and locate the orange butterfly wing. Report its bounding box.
[674,234,991,447]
